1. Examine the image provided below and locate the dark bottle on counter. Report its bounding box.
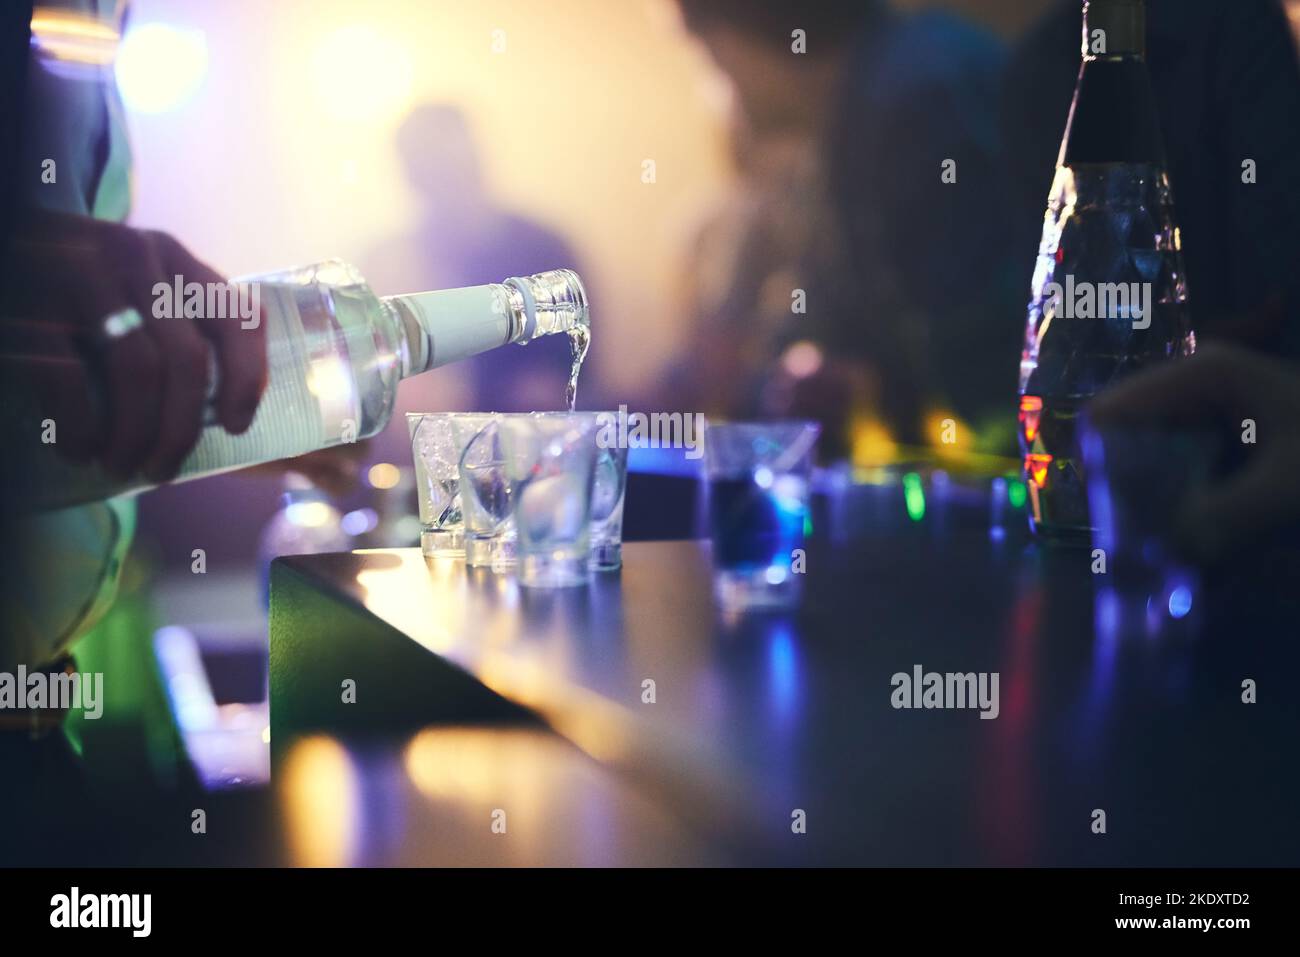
[1017,0,1195,541]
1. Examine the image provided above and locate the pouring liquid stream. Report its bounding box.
[565,325,590,413]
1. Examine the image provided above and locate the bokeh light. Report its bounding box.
[368,463,401,490]
[310,25,414,124]
[115,23,208,114]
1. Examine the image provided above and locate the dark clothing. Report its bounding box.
[827,8,1019,437]
[0,2,33,277]
[674,9,1018,446]
[751,0,1300,449]
[1003,0,1300,357]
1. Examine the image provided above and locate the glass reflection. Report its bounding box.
[281,736,362,867]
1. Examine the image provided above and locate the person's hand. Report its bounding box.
[1089,343,1300,564]
[0,210,267,482]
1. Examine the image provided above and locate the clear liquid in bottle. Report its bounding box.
[20,261,588,510]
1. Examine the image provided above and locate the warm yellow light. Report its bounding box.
[305,355,352,400]
[356,551,459,653]
[30,8,118,65]
[368,462,401,490]
[851,417,898,468]
[285,501,334,528]
[280,736,359,867]
[311,25,414,124]
[925,409,972,457]
[31,9,118,41]
[404,727,526,802]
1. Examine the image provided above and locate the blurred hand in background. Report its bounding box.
[1089,342,1300,565]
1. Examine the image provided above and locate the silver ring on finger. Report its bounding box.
[96,307,145,346]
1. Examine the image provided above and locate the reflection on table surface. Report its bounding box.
[267,478,1300,866]
[9,476,1294,866]
[279,727,717,867]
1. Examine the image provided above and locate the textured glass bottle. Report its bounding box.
[1018,0,1195,540]
[28,260,588,509]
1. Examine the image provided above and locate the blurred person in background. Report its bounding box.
[663,0,1020,461]
[361,104,587,464]
[667,0,1300,464]
[1291,0,1300,47]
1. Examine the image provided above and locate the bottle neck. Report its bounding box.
[1083,0,1145,61]
[381,268,588,378]
[503,268,589,343]
[1062,0,1162,166]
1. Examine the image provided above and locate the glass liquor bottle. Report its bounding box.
[1017,0,1195,541]
[25,261,588,509]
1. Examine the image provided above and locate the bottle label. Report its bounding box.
[408,285,513,369]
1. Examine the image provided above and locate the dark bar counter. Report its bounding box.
[265,480,1300,866]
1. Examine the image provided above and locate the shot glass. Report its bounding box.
[703,420,820,612]
[589,439,629,571]
[499,414,600,588]
[538,412,629,571]
[407,412,466,557]
[1081,419,1216,640]
[451,414,517,569]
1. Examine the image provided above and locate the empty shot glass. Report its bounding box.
[539,412,629,571]
[407,412,466,557]
[499,413,600,588]
[703,420,820,612]
[451,414,518,569]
